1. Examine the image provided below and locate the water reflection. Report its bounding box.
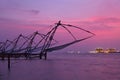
[0,53,120,80]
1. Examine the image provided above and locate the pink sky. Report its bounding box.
[0,0,120,52]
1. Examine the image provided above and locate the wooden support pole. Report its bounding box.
[44,53,47,60]
[44,51,47,60]
[2,54,5,60]
[8,54,11,70]
[39,53,42,59]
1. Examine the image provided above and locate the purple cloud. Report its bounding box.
[29,10,39,15]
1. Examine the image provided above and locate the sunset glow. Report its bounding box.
[0,0,120,52]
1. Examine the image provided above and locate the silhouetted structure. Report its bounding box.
[0,21,95,60]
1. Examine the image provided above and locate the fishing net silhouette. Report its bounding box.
[0,21,95,54]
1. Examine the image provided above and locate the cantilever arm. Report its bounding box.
[63,24,95,35]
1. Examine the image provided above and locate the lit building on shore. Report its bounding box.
[90,48,119,53]
[105,48,117,53]
[95,48,104,53]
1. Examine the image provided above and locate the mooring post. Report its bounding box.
[8,54,11,70]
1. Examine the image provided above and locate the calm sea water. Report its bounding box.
[0,53,120,80]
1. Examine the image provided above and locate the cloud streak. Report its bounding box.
[75,17,120,31]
